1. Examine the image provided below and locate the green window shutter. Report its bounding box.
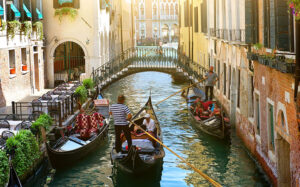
[263,0,270,47]
[270,105,275,149]
[201,0,207,33]
[275,0,290,51]
[270,0,276,48]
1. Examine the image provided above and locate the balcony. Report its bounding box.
[212,28,245,43]
[160,15,178,20]
[209,28,216,37]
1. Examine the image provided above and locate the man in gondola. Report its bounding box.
[109,95,132,156]
[204,66,218,101]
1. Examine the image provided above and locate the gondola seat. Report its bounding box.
[75,114,90,139]
[122,139,155,153]
[89,113,104,134]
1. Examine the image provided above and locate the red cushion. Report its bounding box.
[194,116,201,121]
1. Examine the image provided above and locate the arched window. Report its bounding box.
[140,4,144,16]
[166,4,169,15]
[281,112,285,127]
[161,4,164,15]
[153,4,157,16]
[175,4,178,15]
[170,4,174,15]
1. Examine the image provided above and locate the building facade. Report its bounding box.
[0,0,44,106]
[180,0,300,186]
[135,0,179,45]
[179,0,209,70]
[42,0,110,87]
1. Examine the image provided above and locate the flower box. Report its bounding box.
[247,52,258,61]
[22,65,28,71]
[10,68,16,74]
[277,62,296,74]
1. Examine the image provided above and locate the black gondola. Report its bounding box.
[46,95,110,169]
[8,156,22,187]
[185,86,230,139]
[111,96,165,174]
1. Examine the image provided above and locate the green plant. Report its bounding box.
[6,130,41,177]
[75,85,88,105]
[1,21,6,31]
[253,43,263,50]
[0,150,9,186]
[54,7,78,22]
[289,0,300,20]
[33,21,43,40]
[7,20,21,39]
[31,113,53,133]
[83,78,94,90]
[21,21,32,37]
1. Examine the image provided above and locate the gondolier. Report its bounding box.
[109,95,132,155]
[204,66,218,101]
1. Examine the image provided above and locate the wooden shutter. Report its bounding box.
[201,0,207,33]
[245,0,253,44]
[275,0,290,51]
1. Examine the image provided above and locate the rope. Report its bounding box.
[155,78,205,106]
[129,120,222,187]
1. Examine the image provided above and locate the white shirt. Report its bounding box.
[143,119,156,132]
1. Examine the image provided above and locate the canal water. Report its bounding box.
[48,72,271,187]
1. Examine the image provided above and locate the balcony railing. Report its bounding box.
[209,28,216,37]
[211,28,245,43]
[160,15,178,20]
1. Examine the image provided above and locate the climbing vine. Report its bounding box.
[21,21,32,37]
[54,7,78,22]
[33,21,43,40]
[289,0,300,20]
[7,20,21,39]
[0,150,9,187]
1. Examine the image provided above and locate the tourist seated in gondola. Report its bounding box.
[143,114,156,133]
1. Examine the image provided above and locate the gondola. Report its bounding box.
[46,95,110,169]
[184,86,230,139]
[111,96,165,174]
[8,161,22,187]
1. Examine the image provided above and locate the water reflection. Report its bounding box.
[48,71,270,187]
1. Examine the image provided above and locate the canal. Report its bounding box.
[48,72,271,187]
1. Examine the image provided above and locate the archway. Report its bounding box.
[53,41,85,86]
[171,24,178,42]
[162,24,169,43]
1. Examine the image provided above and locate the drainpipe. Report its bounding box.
[295,20,300,101]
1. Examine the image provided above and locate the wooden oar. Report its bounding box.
[155,79,205,107]
[129,120,223,187]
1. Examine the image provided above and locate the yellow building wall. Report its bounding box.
[179,0,209,71]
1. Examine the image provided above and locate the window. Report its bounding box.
[53,0,80,9]
[223,63,226,95]
[228,65,231,99]
[21,48,28,72]
[255,93,260,135]
[263,0,270,48]
[281,112,285,127]
[217,60,220,89]
[249,75,254,117]
[9,50,16,75]
[194,7,198,33]
[201,0,207,33]
[184,0,188,27]
[140,5,144,16]
[268,103,275,151]
[175,4,178,15]
[170,4,174,16]
[237,69,241,108]
[153,4,157,16]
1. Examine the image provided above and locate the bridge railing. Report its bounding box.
[92,47,208,87]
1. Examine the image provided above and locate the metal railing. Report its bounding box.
[92,47,208,87]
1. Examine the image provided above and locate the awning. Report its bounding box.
[23,4,32,18]
[0,5,4,16]
[36,8,43,20]
[10,4,21,18]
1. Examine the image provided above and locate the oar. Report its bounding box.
[129,120,223,187]
[155,79,205,107]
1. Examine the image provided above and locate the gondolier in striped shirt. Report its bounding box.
[109,95,132,155]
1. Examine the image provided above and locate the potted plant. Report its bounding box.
[247,52,258,61]
[83,78,95,97]
[0,150,9,186]
[22,65,28,71]
[74,85,88,109]
[10,68,16,74]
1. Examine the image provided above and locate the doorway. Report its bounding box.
[276,133,291,186]
[34,54,40,91]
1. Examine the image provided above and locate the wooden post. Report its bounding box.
[294,20,300,101]
[58,102,62,127]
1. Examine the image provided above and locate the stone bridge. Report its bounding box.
[92,47,208,88]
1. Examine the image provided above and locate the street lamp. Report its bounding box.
[154,27,158,46]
